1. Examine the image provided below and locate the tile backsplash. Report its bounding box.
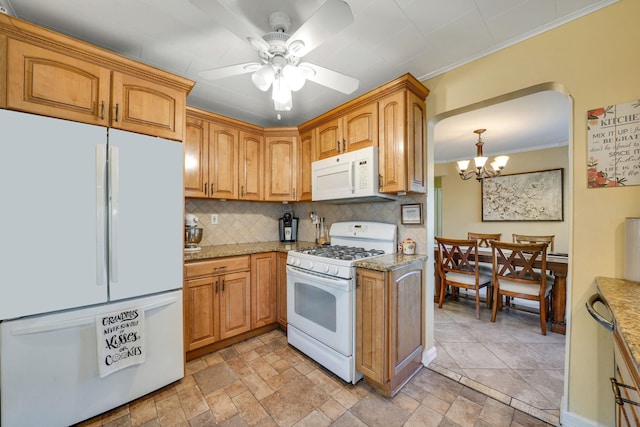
[185,194,428,254]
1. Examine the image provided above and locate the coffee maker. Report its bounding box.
[279,211,298,242]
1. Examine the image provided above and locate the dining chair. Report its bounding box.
[435,237,492,319]
[490,241,553,335]
[512,234,555,252]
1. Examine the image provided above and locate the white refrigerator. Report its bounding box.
[0,109,185,426]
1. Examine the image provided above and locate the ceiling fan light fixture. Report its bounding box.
[251,64,275,91]
[282,64,305,91]
[272,76,292,111]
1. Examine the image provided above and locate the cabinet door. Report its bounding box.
[208,124,239,199]
[276,252,288,328]
[356,268,387,384]
[298,129,315,201]
[184,277,218,351]
[378,92,406,193]
[407,91,427,193]
[389,265,424,382]
[344,103,378,153]
[317,119,341,159]
[614,331,640,426]
[219,271,251,340]
[251,253,277,328]
[184,116,209,197]
[7,39,111,126]
[264,136,298,201]
[111,72,186,141]
[239,131,264,200]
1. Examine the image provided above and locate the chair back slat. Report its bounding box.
[468,232,502,248]
[512,234,555,252]
[436,237,480,277]
[492,241,548,290]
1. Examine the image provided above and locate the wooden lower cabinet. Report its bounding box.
[614,329,640,426]
[276,252,288,328]
[356,261,425,397]
[184,253,281,357]
[251,253,277,328]
[184,256,251,352]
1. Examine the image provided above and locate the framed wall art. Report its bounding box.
[481,168,564,222]
[401,203,423,225]
[587,99,640,188]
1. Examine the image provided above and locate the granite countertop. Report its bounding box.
[354,253,428,271]
[184,241,316,262]
[595,276,640,372]
[184,241,429,271]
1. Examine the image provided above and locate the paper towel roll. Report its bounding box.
[625,217,640,282]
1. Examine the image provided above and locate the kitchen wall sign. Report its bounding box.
[587,99,640,188]
[481,169,564,222]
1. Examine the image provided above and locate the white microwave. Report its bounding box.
[312,146,396,204]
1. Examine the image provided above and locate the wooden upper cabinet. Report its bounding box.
[298,129,315,201]
[379,89,427,194]
[111,72,185,141]
[184,116,209,198]
[317,119,341,159]
[239,131,264,201]
[208,124,239,199]
[264,135,298,201]
[7,39,111,126]
[316,103,378,160]
[1,17,193,140]
[345,103,378,153]
[378,91,405,193]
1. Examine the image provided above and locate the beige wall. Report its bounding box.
[437,146,569,252]
[424,1,640,424]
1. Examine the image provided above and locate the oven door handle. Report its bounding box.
[286,265,351,291]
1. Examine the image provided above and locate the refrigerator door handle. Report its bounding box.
[96,144,107,287]
[109,146,120,284]
[9,294,180,336]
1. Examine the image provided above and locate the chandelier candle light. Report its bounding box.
[456,129,509,180]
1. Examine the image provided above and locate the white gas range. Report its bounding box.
[286,221,397,383]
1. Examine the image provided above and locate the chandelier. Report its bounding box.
[456,129,509,180]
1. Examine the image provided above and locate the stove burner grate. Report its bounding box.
[298,245,386,260]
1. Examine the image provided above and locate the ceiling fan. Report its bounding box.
[191,0,359,111]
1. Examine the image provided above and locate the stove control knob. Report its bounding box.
[308,262,314,269]
[330,266,339,275]
[324,265,330,273]
[292,258,300,267]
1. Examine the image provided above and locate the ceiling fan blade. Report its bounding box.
[199,62,261,80]
[298,62,359,94]
[286,0,353,58]
[190,0,270,53]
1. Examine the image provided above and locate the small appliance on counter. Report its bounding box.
[185,214,203,252]
[279,210,298,242]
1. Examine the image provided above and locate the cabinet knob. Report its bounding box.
[114,103,119,122]
[100,101,105,120]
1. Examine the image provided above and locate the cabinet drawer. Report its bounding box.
[185,256,250,279]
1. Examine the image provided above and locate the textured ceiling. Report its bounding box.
[2,0,614,158]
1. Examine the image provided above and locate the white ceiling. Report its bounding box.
[3,0,613,159]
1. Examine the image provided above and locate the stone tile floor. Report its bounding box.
[433,296,565,426]
[77,327,554,427]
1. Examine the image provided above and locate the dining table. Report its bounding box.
[433,246,569,334]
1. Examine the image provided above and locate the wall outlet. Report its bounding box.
[210,214,218,225]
